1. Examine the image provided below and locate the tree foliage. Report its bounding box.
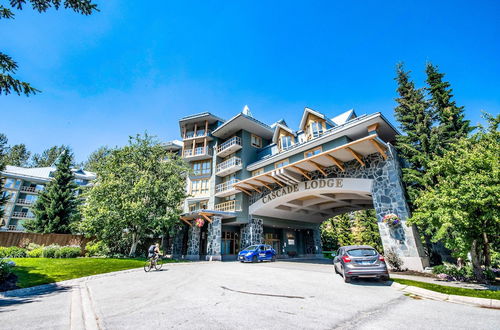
[30,145,70,167]
[408,114,500,282]
[4,143,30,166]
[0,0,98,96]
[0,133,8,220]
[24,148,79,234]
[352,210,383,252]
[80,134,190,256]
[83,146,113,172]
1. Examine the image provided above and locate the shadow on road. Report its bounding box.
[348,279,393,287]
[0,284,71,313]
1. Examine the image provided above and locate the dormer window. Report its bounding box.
[280,135,293,150]
[309,121,323,138]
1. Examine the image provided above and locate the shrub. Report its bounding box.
[0,258,15,281]
[42,245,61,258]
[27,247,43,258]
[0,247,28,258]
[26,243,42,251]
[55,246,81,258]
[385,247,405,271]
[85,241,110,257]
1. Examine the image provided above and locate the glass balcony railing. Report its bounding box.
[215,179,240,195]
[16,199,35,206]
[214,200,241,212]
[216,136,242,155]
[216,157,242,174]
[20,186,43,193]
[183,147,212,158]
[183,129,211,139]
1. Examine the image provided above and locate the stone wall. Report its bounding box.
[186,225,201,260]
[240,218,263,248]
[312,225,323,255]
[171,225,187,258]
[206,216,222,260]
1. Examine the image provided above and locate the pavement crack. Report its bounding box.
[220,286,305,299]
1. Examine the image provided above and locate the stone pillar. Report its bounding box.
[372,144,429,271]
[172,225,187,258]
[186,225,201,261]
[240,218,263,248]
[206,216,222,261]
[312,225,323,257]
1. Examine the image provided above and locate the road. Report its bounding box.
[1,259,498,329]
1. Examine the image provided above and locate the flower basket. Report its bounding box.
[195,218,205,228]
[382,213,401,227]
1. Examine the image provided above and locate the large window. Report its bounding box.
[251,134,262,148]
[4,179,21,189]
[190,179,210,196]
[275,159,289,169]
[304,146,322,158]
[280,135,293,150]
[222,231,240,255]
[309,121,323,138]
[192,160,211,176]
[252,168,264,177]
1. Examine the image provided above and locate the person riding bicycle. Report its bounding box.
[148,243,160,261]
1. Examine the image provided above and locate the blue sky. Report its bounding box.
[1,0,499,163]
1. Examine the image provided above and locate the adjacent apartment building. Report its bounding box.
[0,166,96,231]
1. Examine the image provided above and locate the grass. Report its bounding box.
[392,278,500,300]
[10,258,181,288]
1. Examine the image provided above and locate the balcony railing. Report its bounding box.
[16,199,35,206]
[20,186,42,193]
[183,129,211,140]
[214,200,241,212]
[216,136,242,156]
[11,212,35,219]
[183,147,212,158]
[215,179,240,195]
[216,157,242,174]
[7,225,19,231]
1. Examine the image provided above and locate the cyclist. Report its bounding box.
[148,243,160,261]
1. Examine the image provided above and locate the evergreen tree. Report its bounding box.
[426,63,472,156]
[30,145,70,167]
[332,213,354,247]
[4,144,31,166]
[393,63,435,205]
[352,210,382,252]
[24,149,79,233]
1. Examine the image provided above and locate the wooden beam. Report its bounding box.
[248,184,262,193]
[346,147,365,166]
[200,213,212,223]
[308,160,327,176]
[292,166,311,180]
[254,179,273,190]
[266,175,285,187]
[235,186,252,196]
[180,217,192,227]
[324,154,345,171]
[367,123,379,133]
[370,139,387,160]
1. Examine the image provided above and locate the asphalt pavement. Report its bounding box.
[1,259,498,329]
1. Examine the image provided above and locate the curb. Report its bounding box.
[390,282,499,308]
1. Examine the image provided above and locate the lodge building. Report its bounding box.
[169,106,429,271]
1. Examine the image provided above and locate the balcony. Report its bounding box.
[183,147,213,161]
[7,225,21,231]
[214,200,241,213]
[20,186,42,193]
[216,157,242,177]
[183,129,213,141]
[16,199,35,206]
[11,212,35,219]
[215,136,242,157]
[215,179,240,197]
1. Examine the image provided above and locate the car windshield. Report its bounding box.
[347,248,377,257]
[242,245,259,251]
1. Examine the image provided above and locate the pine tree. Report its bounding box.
[394,63,435,205]
[333,213,354,247]
[24,149,79,233]
[426,63,472,155]
[352,210,382,252]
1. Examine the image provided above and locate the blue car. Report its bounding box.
[238,244,277,263]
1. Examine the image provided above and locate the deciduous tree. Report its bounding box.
[83,146,113,172]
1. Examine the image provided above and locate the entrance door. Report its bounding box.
[264,233,281,254]
[199,228,208,257]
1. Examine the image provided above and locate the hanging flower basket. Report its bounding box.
[382,213,401,227]
[195,218,205,228]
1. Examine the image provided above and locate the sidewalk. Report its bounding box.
[390,273,500,291]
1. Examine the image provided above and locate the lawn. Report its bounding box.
[393,278,500,300]
[10,258,180,288]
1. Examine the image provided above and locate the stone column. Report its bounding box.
[186,225,201,261]
[172,225,187,259]
[372,144,429,271]
[312,225,323,257]
[240,218,263,248]
[206,216,222,261]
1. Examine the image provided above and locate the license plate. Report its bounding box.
[259,253,266,256]
[358,261,371,265]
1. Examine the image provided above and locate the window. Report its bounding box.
[4,179,20,189]
[189,204,197,212]
[251,134,262,148]
[275,159,289,169]
[252,168,264,177]
[280,135,293,150]
[304,147,322,158]
[199,201,208,210]
[190,179,210,196]
[309,121,323,138]
[192,160,211,175]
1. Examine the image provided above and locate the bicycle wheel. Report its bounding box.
[144,259,152,272]
[154,258,163,271]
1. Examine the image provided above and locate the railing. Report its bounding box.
[216,157,242,173]
[215,179,240,194]
[214,200,241,212]
[7,225,18,231]
[184,129,211,139]
[11,212,35,219]
[216,136,242,154]
[183,147,212,158]
[20,186,41,193]
[16,199,35,206]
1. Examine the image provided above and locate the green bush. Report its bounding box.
[85,241,110,257]
[0,258,15,281]
[27,247,44,258]
[26,243,42,251]
[42,245,61,258]
[0,246,28,258]
[55,246,81,258]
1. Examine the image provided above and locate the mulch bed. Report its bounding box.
[390,270,437,278]
[0,273,19,292]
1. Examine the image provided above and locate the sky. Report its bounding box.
[1,0,499,163]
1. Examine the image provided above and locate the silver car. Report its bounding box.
[333,245,390,283]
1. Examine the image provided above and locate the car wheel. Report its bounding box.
[271,255,276,262]
[343,269,351,283]
[334,264,339,274]
[380,275,390,282]
[252,255,258,263]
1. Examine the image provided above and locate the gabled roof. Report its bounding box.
[331,109,357,126]
[211,112,274,140]
[272,122,295,144]
[2,166,96,181]
[298,107,336,131]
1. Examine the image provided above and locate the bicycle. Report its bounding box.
[144,255,163,272]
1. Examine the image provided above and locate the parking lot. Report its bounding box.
[1,259,498,329]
